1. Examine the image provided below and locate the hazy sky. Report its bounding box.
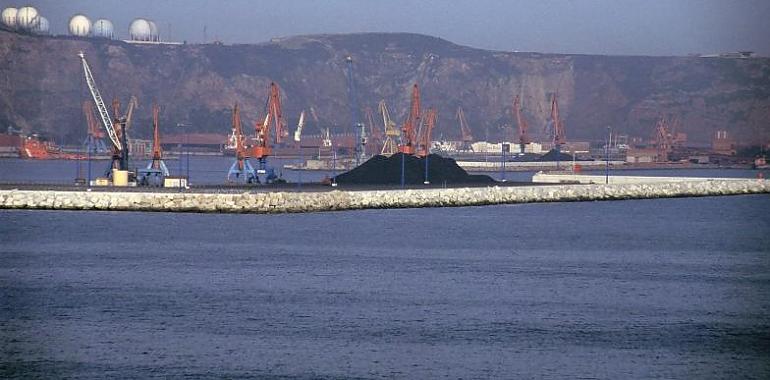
[4,0,770,56]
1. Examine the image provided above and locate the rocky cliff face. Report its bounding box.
[1,29,768,144]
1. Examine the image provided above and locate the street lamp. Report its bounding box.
[176,122,191,189]
[605,126,611,184]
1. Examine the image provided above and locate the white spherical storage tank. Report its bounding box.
[16,6,39,30]
[93,19,114,39]
[33,16,49,34]
[129,18,152,41]
[1,7,18,28]
[68,14,91,37]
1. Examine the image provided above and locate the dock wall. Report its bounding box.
[1,179,768,214]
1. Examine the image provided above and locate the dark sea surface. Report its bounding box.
[1,195,769,379]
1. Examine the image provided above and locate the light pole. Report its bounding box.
[605,126,611,184]
[176,122,191,189]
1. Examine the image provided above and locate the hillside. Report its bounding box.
[1,29,768,144]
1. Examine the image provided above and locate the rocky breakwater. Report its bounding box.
[0,180,768,214]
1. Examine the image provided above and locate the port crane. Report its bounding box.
[379,100,400,156]
[138,103,170,186]
[345,56,367,165]
[364,106,382,156]
[415,107,437,157]
[309,106,333,159]
[399,84,421,155]
[79,51,139,178]
[513,95,531,153]
[248,82,284,183]
[654,118,672,162]
[293,110,306,143]
[456,106,473,151]
[82,100,108,153]
[227,103,258,183]
[546,93,566,153]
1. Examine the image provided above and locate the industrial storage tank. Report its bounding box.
[1,7,18,28]
[32,16,48,34]
[68,14,91,36]
[16,6,39,30]
[129,18,152,41]
[92,19,114,39]
[148,20,158,40]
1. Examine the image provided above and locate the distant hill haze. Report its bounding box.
[1,29,768,145]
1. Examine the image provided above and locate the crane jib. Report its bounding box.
[79,53,122,152]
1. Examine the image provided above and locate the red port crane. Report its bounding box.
[456,106,473,151]
[399,84,421,155]
[549,94,566,150]
[654,118,672,162]
[416,107,437,157]
[365,106,383,155]
[513,95,531,153]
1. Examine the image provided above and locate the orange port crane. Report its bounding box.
[415,107,437,157]
[399,84,421,155]
[248,82,284,182]
[148,103,169,175]
[513,95,531,153]
[82,100,108,153]
[227,103,258,183]
[456,106,473,151]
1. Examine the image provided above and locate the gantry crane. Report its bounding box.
[399,84,421,155]
[227,103,258,183]
[415,107,437,157]
[513,95,531,154]
[345,56,367,165]
[82,100,108,153]
[379,100,400,156]
[456,106,473,151]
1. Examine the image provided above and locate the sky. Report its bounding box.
[3,0,770,56]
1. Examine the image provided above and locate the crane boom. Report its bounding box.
[78,51,121,151]
[294,110,306,142]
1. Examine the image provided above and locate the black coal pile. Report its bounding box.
[537,149,575,162]
[334,153,494,185]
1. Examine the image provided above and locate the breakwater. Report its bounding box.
[1,179,768,214]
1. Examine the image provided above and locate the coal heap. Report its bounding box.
[335,153,494,185]
[537,149,575,162]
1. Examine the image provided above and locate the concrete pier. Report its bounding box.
[532,173,750,184]
[0,179,768,214]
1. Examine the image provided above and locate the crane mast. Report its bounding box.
[78,51,121,152]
